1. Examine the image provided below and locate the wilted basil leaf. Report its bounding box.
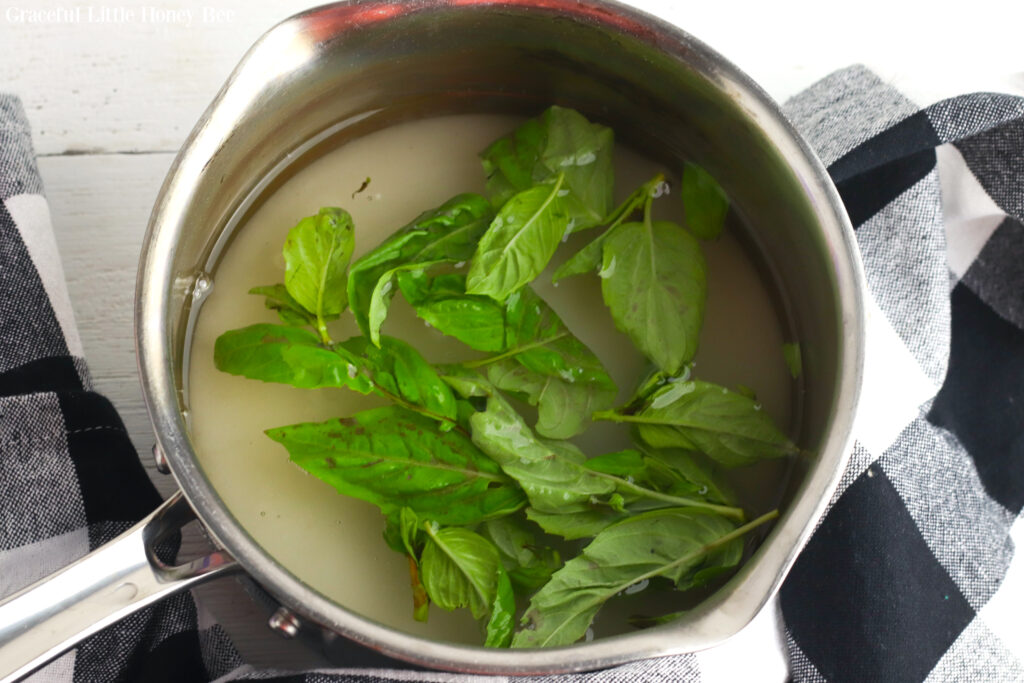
[267,406,525,525]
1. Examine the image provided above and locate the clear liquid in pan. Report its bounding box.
[187,114,794,645]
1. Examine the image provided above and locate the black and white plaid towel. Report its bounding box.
[2,65,1023,682]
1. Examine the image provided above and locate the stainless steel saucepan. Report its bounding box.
[0,1,866,679]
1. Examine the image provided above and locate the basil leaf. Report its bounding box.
[486,569,516,648]
[585,448,717,504]
[439,365,496,399]
[550,228,611,282]
[481,117,544,207]
[382,506,424,557]
[628,610,687,630]
[627,380,798,467]
[551,173,666,283]
[283,207,354,325]
[383,507,430,621]
[213,323,372,392]
[420,297,508,352]
[540,106,615,230]
[469,392,615,513]
[249,284,317,327]
[481,516,561,592]
[466,176,570,302]
[644,448,738,506]
[484,286,617,439]
[512,508,741,648]
[525,507,627,541]
[481,105,614,231]
[485,359,611,440]
[783,342,802,379]
[451,366,742,518]
[398,272,507,353]
[267,406,525,525]
[341,336,459,426]
[366,260,446,347]
[420,525,515,648]
[525,448,734,540]
[601,219,706,375]
[347,193,494,335]
[681,162,729,240]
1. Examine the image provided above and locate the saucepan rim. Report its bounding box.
[135,0,866,674]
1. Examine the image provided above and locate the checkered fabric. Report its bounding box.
[1,65,1022,682]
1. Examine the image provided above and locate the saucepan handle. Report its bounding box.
[0,492,238,682]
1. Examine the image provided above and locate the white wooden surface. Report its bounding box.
[3,0,1023,671]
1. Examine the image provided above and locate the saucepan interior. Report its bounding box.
[136,0,863,674]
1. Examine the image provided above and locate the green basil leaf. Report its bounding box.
[347,193,494,335]
[644,448,738,506]
[512,508,741,648]
[420,297,508,352]
[628,610,688,630]
[485,359,612,440]
[539,106,615,230]
[420,526,514,648]
[601,220,706,375]
[481,516,561,592]
[466,176,570,302]
[524,507,627,541]
[481,105,614,231]
[481,117,545,207]
[469,392,615,513]
[398,272,507,353]
[366,261,446,347]
[550,228,612,282]
[213,323,373,392]
[440,365,496,399]
[551,173,666,283]
[248,284,317,327]
[783,342,802,379]
[485,286,616,439]
[267,406,525,525]
[486,568,516,648]
[584,448,719,504]
[340,336,459,426]
[283,207,354,322]
[681,162,729,240]
[631,380,798,467]
[382,507,431,621]
[398,506,424,559]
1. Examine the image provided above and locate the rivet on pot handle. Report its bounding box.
[0,492,238,683]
